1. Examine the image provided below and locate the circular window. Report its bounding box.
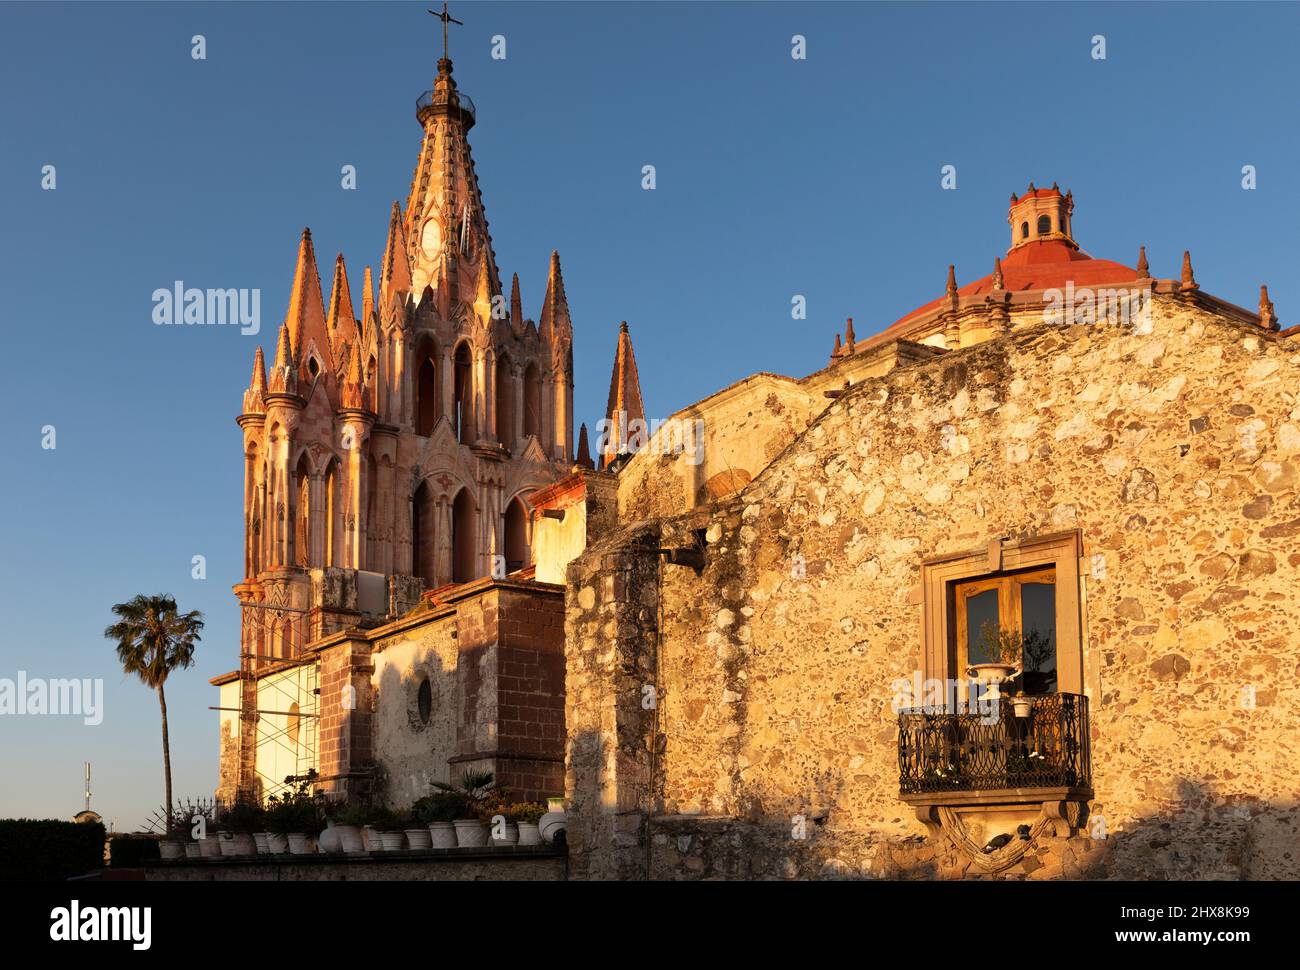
[417,678,432,724]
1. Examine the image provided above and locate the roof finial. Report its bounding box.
[1180,250,1198,292]
[1135,245,1149,278]
[946,264,958,297]
[832,331,842,358]
[844,317,856,352]
[992,257,1004,290]
[428,4,463,63]
[1260,284,1278,330]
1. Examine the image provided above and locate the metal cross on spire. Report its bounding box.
[428,3,463,61]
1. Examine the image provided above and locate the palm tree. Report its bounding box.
[104,594,204,825]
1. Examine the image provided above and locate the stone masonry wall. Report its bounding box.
[566,298,1300,880]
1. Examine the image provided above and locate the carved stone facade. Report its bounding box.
[564,190,1300,880]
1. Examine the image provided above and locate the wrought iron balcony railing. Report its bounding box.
[898,692,1091,796]
[416,88,476,125]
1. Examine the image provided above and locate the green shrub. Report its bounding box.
[412,792,466,824]
[0,819,106,881]
[108,836,161,868]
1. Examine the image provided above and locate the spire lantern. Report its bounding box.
[1007,182,1076,253]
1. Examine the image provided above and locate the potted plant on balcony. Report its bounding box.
[430,770,496,847]
[414,792,464,848]
[402,807,432,850]
[507,802,547,846]
[217,799,262,857]
[266,780,319,854]
[327,803,368,855]
[967,622,1023,700]
[366,807,406,851]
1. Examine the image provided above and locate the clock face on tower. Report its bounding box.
[420,219,442,259]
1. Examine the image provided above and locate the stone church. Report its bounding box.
[214,45,1299,881]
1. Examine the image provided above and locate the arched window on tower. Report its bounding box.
[416,339,439,437]
[412,480,436,587]
[454,344,473,445]
[1037,215,1052,235]
[452,487,477,583]
[1020,221,1029,240]
[504,496,531,574]
[294,453,311,568]
[324,460,339,567]
[495,354,514,448]
[523,362,541,440]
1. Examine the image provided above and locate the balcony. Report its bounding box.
[898,692,1092,803]
[416,88,476,128]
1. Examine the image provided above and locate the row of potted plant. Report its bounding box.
[158,772,567,859]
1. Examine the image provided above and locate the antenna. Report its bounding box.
[84,761,91,813]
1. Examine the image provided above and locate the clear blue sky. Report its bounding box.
[1,1,1296,829]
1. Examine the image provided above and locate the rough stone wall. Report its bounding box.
[567,299,1300,880]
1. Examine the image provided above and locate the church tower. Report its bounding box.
[227,28,577,800]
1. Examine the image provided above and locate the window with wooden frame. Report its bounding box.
[954,567,1058,695]
[918,531,1082,696]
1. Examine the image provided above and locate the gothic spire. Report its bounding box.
[361,265,376,335]
[268,323,298,394]
[510,272,524,334]
[381,201,413,306]
[328,252,360,362]
[538,250,573,356]
[575,422,594,470]
[602,321,646,469]
[285,228,332,382]
[1136,245,1149,279]
[243,345,267,414]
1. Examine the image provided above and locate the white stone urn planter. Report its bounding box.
[265,832,289,854]
[317,821,342,854]
[427,822,457,849]
[453,819,488,847]
[404,828,432,850]
[159,840,184,861]
[539,798,567,844]
[286,833,312,855]
[516,822,542,846]
[491,821,519,846]
[379,831,405,851]
[966,663,1020,700]
[183,842,202,860]
[334,825,365,854]
[253,832,271,855]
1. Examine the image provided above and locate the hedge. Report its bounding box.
[108,835,161,868]
[0,819,106,881]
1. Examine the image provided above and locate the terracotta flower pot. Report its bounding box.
[427,822,456,849]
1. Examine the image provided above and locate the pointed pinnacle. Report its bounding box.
[510,273,523,327]
[1136,245,1149,278]
[575,423,594,469]
[844,317,856,347]
[1181,250,1198,290]
[250,345,267,392]
[992,257,1004,290]
[946,264,958,297]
